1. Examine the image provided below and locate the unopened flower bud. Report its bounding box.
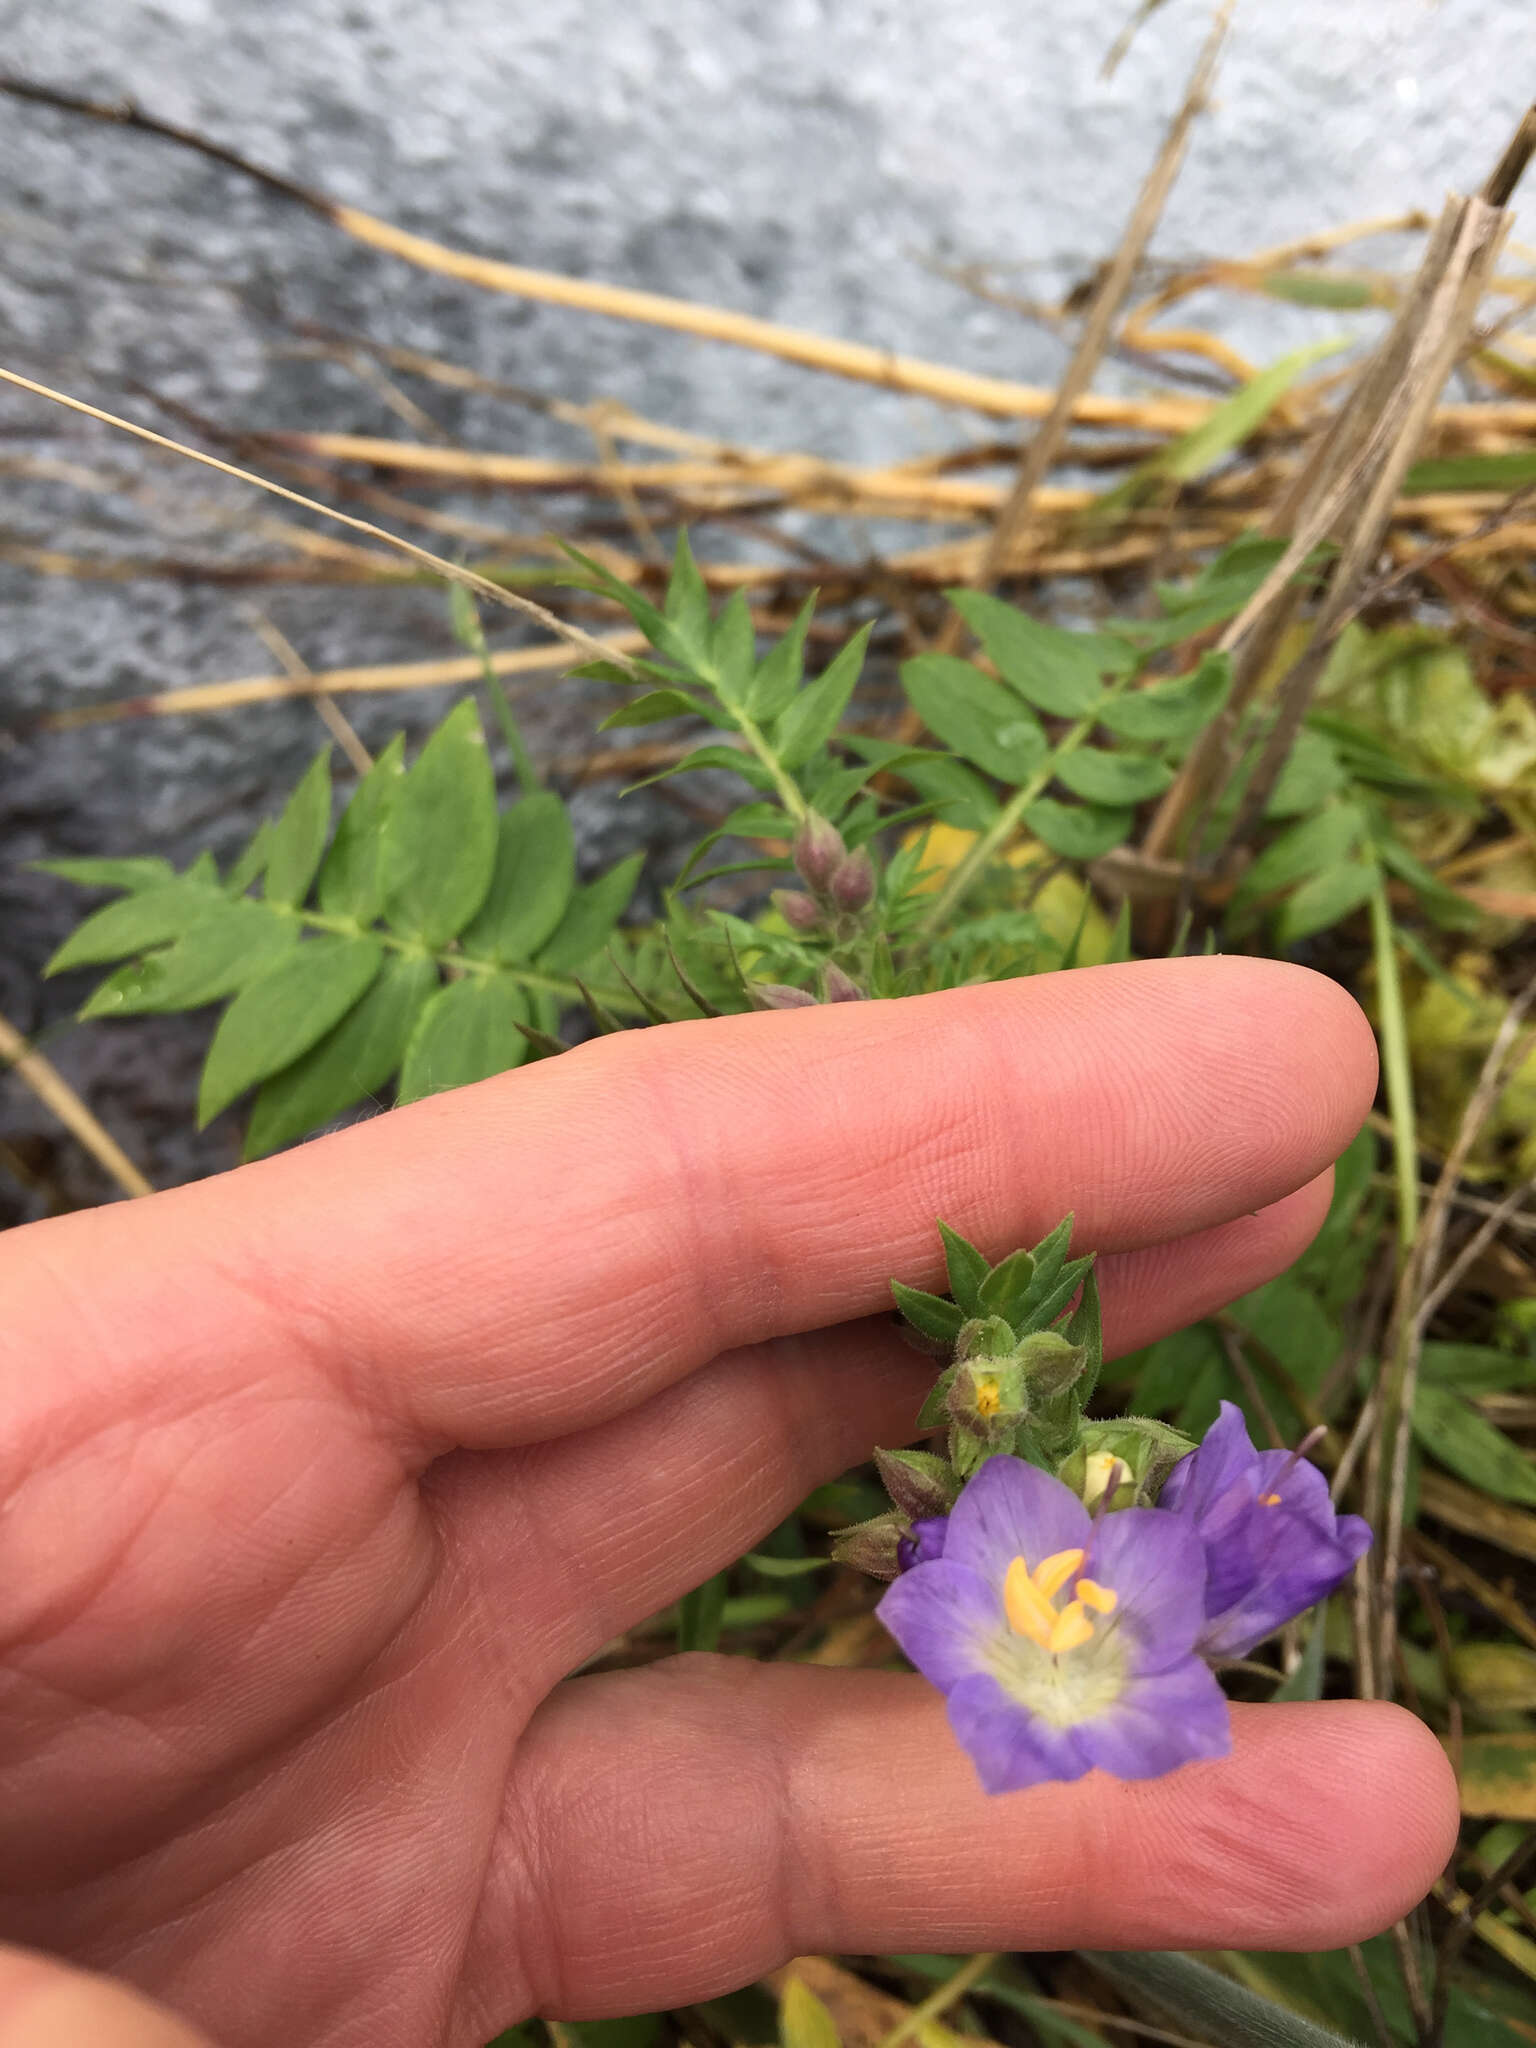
[1059,1416,1196,1509]
[896,1516,948,1572]
[772,890,823,934]
[1014,1329,1088,1397]
[822,963,867,1003]
[956,1314,1020,1364]
[749,982,818,1010]
[792,811,846,895]
[831,1511,906,1581]
[875,1445,960,1522]
[828,847,875,914]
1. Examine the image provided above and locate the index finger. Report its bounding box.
[8,957,1375,1455]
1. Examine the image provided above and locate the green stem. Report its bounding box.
[920,710,1100,935]
[732,707,807,822]
[292,906,648,1017]
[1369,872,1419,1255]
[458,601,541,796]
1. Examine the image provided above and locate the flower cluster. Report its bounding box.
[875,1405,1369,1794]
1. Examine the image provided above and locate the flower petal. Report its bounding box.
[877,1562,1001,1690]
[944,1672,1094,1793]
[1091,1505,1208,1669]
[1158,1401,1250,1515]
[1078,1656,1233,1780]
[1200,1514,1372,1658]
[940,1455,1091,1586]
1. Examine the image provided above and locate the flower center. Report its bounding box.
[974,1374,1001,1417]
[1003,1548,1118,1655]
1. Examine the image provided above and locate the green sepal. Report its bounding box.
[829,1512,906,1582]
[1064,1265,1104,1401]
[873,1446,960,1521]
[937,1221,989,1314]
[977,1247,1035,1327]
[890,1281,964,1345]
[916,1363,958,1430]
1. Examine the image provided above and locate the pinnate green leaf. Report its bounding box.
[773,623,873,770]
[1273,858,1376,946]
[461,793,576,964]
[536,852,644,972]
[224,822,273,898]
[318,735,405,923]
[1023,796,1135,859]
[1235,802,1365,904]
[626,743,779,797]
[1414,1384,1536,1507]
[395,970,532,1103]
[197,934,384,1126]
[663,533,712,656]
[947,589,1130,715]
[1266,727,1346,817]
[900,654,1047,783]
[710,589,757,702]
[264,748,333,907]
[383,702,497,946]
[46,876,227,974]
[33,856,176,894]
[1052,748,1173,804]
[80,900,298,1019]
[599,688,721,730]
[1094,651,1231,744]
[242,952,438,1158]
[745,594,814,721]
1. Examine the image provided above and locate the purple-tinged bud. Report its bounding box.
[828,847,876,915]
[749,982,818,1010]
[896,1516,949,1572]
[822,964,867,1003]
[875,1445,960,1522]
[771,889,823,934]
[831,1512,906,1581]
[792,811,846,894]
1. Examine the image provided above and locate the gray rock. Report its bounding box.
[1,0,1527,1207]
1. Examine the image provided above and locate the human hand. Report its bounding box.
[0,958,1458,2048]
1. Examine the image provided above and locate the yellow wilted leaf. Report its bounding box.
[780,1975,842,2048]
[1455,1733,1536,1818]
[901,823,1115,964]
[1453,1643,1536,1716]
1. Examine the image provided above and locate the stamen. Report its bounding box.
[1092,1459,1127,1523]
[975,1375,1001,1418]
[1075,1577,1118,1615]
[1048,1600,1094,1654]
[1032,1547,1086,1598]
[1004,1557,1059,1648]
[1260,1425,1329,1508]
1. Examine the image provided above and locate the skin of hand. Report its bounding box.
[0,957,1458,2048]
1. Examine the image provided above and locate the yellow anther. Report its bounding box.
[1048,1600,1095,1654]
[1004,1556,1059,1647]
[1031,1547,1086,1599]
[1075,1577,1118,1615]
[1259,1491,1282,1506]
[974,1375,1001,1417]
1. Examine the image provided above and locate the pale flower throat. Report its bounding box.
[985,1546,1128,1728]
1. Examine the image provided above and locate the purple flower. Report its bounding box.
[896,1516,948,1572]
[877,1457,1230,1793]
[1158,1401,1371,1660]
